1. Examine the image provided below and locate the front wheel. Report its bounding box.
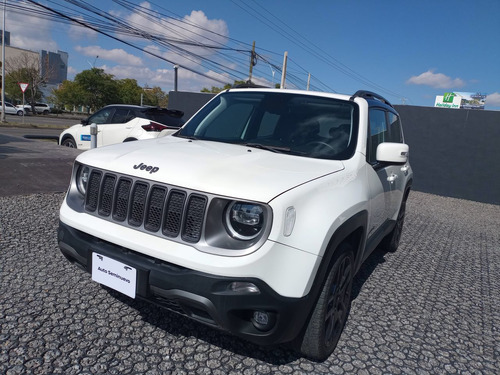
[61,137,77,148]
[17,110,24,116]
[299,244,354,361]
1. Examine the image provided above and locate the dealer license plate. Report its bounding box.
[91,253,137,298]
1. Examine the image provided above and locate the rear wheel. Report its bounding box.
[61,137,76,148]
[299,244,354,361]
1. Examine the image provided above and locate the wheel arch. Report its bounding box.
[291,210,367,350]
[314,210,368,291]
[60,134,76,146]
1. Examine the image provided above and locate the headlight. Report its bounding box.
[226,202,265,240]
[76,165,90,195]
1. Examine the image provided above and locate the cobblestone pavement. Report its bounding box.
[1,191,499,374]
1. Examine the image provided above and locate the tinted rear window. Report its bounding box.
[142,109,184,127]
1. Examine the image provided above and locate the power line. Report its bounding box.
[233,0,405,99]
[24,0,246,85]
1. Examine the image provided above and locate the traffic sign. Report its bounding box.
[18,82,29,93]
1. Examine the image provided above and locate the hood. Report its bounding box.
[77,136,345,202]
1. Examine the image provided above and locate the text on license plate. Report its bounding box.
[91,252,137,298]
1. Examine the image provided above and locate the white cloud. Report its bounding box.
[127,8,229,67]
[407,70,465,89]
[67,66,77,77]
[485,92,500,107]
[6,3,58,51]
[75,46,143,66]
[68,17,99,41]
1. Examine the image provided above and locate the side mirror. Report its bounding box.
[81,119,89,125]
[376,142,409,164]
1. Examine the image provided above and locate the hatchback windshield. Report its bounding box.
[176,91,358,160]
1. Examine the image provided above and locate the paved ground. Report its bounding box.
[0,128,82,196]
[1,189,499,374]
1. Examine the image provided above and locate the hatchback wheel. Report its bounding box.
[61,137,76,148]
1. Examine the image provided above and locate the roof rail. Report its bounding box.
[351,90,393,108]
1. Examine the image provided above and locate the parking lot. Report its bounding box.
[1,130,499,374]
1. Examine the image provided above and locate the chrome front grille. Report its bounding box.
[84,169,208,243]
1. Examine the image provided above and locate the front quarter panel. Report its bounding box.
[268,155,369,259]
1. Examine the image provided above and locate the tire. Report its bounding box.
[43,110,49,115]
[381,189,410,253]
[299,244,354,361]
[17,110,24,116]
[61,137,77,148]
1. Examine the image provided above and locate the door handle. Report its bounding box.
[387,174,398,182]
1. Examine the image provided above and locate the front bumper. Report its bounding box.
[58,221,314,346]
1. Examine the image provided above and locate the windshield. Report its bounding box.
[176,91,358,160]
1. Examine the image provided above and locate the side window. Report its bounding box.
[368,108,388,163]
[387,112,403,143]
[111,108,132,123]
[88,108,114,124]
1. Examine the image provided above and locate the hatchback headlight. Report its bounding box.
[76,165,90,195]
[226,202,265,240]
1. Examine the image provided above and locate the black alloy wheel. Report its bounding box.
[299,244,354,361]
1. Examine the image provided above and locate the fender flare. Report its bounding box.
[291,210,368,345]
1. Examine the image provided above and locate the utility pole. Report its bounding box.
[306,73,311,91]
[174,65,178,91]
[280,51,288,89]
[248,41,256,84]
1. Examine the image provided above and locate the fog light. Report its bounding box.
[251,310,276,331]
[228,282,260,294]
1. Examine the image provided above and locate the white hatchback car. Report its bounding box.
[17,102,51,115]
[59,104,184,149]
[1,102,25,116]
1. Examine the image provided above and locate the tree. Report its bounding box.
[50,79,83,110]
[73,68,120,112]
[51,69,170,112]
[201,80,246,93]
[117,78,143,105]
[5,52,50,107]
[142,86,169,107]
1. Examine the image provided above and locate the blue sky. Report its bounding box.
[8,0,500,109]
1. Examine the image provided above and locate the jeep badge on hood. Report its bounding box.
[133,162,159,174]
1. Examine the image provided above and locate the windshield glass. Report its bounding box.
[176,91,358,160]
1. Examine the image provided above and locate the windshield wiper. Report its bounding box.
[242,143,291,153]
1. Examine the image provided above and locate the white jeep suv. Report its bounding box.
[58,88,412,360]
